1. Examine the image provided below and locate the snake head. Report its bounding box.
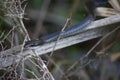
[24,39,44,48]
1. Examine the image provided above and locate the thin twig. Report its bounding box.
[48,0,79,59]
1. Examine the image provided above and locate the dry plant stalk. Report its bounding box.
[0,0,54,80]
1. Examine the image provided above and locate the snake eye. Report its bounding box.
[24,40,39,47]
[30,42,39,46]
[24,39,44,48]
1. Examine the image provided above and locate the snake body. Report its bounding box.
[25,0,108,47]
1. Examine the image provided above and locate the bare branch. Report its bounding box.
[0,14,120,68]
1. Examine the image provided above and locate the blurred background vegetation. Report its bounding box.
[0,0,120,80]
